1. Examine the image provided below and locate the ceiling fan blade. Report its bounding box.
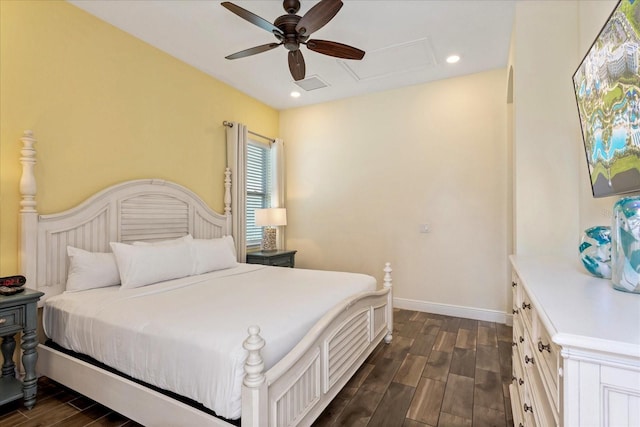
[306,40,365,60]
[225,43,282,60]
[221,2,283,37]
[288,50,306,81]
[295,0,343,36]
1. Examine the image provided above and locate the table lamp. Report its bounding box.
[254,208,287,251]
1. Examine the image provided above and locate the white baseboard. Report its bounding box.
[394,297,513,325]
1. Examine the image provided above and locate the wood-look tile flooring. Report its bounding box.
[0,376,143,427]
[312,309,514,427]
[0,309,512,427]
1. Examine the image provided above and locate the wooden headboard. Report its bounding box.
[18,131,233,301]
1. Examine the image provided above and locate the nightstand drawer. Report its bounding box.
[269,255,294,267]
[0,306,24,335]
[246,250,297,268]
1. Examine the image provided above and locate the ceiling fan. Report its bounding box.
[221,0,365,81]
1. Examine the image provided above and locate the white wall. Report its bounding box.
[511,1,581,257]
[281,69,509,320]
[577,0,629,231]
[511,0,631,257]
[511,1,582,255]
[280,1,623,321]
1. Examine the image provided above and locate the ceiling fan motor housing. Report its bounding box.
[274,14,308,51]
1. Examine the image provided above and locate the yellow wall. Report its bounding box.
[0,0,279,275]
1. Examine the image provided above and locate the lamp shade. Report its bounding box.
[254,208,287,227]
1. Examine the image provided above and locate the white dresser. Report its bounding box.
[510,255,640,427]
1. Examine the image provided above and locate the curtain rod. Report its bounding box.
[223,121,275,143]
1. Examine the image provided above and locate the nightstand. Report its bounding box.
[246,250,297,268]
[0,288,44,409]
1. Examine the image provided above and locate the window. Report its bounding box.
[246,141,271,247]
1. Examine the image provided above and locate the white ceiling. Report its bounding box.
[68,0,516,110]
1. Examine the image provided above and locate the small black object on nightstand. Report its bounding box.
[246,250,297,268]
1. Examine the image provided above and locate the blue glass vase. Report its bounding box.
[611,196,640,293]
[579,226,612,279]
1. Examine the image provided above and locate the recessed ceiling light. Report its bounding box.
[446,55,460,64]
[290,91,301,98]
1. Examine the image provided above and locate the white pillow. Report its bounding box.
[66,246,120,292]
[223,235,237,258]
[192,236,238,274]
[132,235,193,246]
[110,240,194,289]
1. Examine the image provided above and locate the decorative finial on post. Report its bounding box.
[383,262,393,344]
[383,262,392,289]
[20,131,37,213]
[243,325,265,388]
[224,167,232,217]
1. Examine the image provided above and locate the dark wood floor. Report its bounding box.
[312,309,514,427]
[0,309,512,427]
[0,376,143,427]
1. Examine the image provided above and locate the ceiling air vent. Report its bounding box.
[293,75,329,91]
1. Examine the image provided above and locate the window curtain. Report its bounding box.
[226,122,248,262]
[271,138,286,249]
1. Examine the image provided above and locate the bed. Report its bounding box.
[17,130,393,426]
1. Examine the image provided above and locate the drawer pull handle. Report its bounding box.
[0,318,5,325]
[519,336,524,343]
[512,281,517,287]
[512,309,519,315]
[524,403,533,413]
[522,302,531,310]
[538,340,551,353]
[525,355,535,365]
[519,378,524,385]
[512,341,517,347]
[512,376,517,382]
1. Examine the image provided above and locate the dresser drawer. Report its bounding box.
[513,345,526,405]
[522,381,538,427]
[513,315,526,351]
[510,383,526,427]
[527,358,558,427]
[515,315,536,373]
[533,318,560,411]
[520,288,534,330]
[0,306,24,335]
[523,407,537,427]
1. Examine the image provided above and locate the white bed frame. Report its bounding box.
[17,131,393,427]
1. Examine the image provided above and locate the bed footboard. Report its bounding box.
[241,263,393,427]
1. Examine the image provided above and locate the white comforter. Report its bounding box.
[43,263,376,420]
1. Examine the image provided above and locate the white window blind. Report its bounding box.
[246,141,271,247]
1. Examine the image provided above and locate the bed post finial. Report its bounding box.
[19,131,38,287]
[383,262,393,344]
[243,325,265,387]
[20,130,37,213]
[242,325,267,426]
[224,167,231,217]
[383,262,392,289]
